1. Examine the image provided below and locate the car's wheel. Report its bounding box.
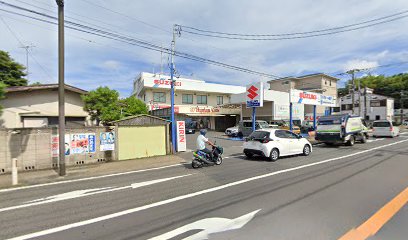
[269,148,279,162]
[346,136,355,146]
[244,152,253,158]
[360,134,367,143]
[215,156,222,165]
[325,142,334,146]
[303,144,311,156]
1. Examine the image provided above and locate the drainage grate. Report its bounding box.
[75,161,85,165]
[24,166,35,170]
[97,158,106,162]
[0,169,5,173]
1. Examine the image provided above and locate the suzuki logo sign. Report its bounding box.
[246,82,264,108]
[247,85,259,100]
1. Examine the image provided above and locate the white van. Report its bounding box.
[372,120,400,137]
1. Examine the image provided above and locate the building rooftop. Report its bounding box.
[135,72,246,95]
[268,73,339,83]
[6,84,88,95]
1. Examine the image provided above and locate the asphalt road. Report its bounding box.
[1,133,408,240]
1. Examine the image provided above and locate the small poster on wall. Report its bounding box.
[70,133,96,154]
[100,132,115,151]
[51,134,71,157]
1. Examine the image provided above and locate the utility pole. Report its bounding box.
[346,69,361,115]
[357,77,362,116]
[170,25,180,153]
[56,0,65,176]
[20,45,35,81]
[401,90,405,124]
[364,87,368,120]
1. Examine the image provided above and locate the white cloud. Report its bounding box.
[344,60,379,72]
[1,0,407,95]
[103,60,121,70]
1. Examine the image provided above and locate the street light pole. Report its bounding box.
[56,0,65,176]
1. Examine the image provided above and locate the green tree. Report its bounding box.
[0,50,27,86]
[119,96,148,117]
[0,82,5,114]
[81,86,120,125]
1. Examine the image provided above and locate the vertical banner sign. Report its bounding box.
[100,132,115,151]
[177,121,187,152]
[246,82,264,108]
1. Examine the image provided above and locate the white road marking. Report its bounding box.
[7,139,408,240]
[0,163,183,193]
[147,209,261,240]
[0,174,192,213]
[367,138,385,143]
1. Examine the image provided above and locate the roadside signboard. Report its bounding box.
[246,82,264,108]
[176,121,187,152]
[290,89,336,107]
[70,133,96,154]
[51,134,71,157]
[100,132,115,151]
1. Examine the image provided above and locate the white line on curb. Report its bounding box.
[7,139,408,240]
[0,164,184,193]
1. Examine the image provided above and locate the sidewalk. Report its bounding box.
[0,155,187,190]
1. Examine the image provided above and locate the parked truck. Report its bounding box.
[315,114,369,146]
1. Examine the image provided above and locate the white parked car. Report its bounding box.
[225,125,239,137]
[372,120,400,137]
[243,129,312,161]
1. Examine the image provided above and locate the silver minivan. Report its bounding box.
[238,120,270,137]
[372,120,400,137]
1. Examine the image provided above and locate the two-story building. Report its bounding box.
[132,72,246,131]
[340,90,394,121]
[268,73,339,119]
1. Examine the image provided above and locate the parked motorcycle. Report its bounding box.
[192,143,223,168]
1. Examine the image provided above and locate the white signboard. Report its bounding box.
[176,121,187,152]
[246,82,264,108]
[290,89,336,107]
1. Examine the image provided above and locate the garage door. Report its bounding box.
[118,126,166,160]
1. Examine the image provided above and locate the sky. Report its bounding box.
[0,0,408,97]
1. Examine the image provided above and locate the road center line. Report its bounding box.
[7,139,408,240]
[0,163,183,193]
[339,186,408,240]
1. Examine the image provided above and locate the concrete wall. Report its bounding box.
[0,89,91,128]
[0,127,114,174]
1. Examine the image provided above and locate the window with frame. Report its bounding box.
[182,94,193,104]
[153,92,166,103]
[197,95,207,104]
[217,96,223,105]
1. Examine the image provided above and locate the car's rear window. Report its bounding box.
[373,121,391,127]
[248,131,270,139]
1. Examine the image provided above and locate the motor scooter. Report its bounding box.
[192,143,223,168]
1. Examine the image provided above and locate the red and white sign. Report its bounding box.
[290,89,336,107]
[246,82,264,108]
[176,121,187,152]
[153,79,182,87]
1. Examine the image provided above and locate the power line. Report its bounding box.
[0,2,281,79]
[179,14,408,40]
[179,10,408,37]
